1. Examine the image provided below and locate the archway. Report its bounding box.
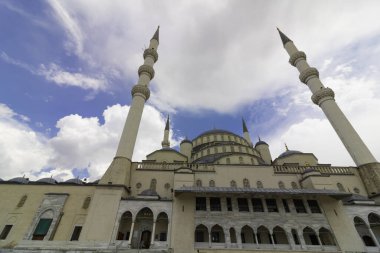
[133,208,153,249]
[368,213,380,244]
[319,227,335,246]
[257,226,271,244]
[32,210,54,240]
[117,211,132,240]
[273,226,289,244]
[195,224,209,242]
[211,225,225,243]
[229,227,237,243]
[354,216,376,246]
[155,212,168,241]
[241,225,255,244]
[303,227,319,245]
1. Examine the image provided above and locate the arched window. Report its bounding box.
[17,195,27,208]
[32,210,54,240]
[239,157,244,164]
[257,226,271,244]
[303,227,319,245]
[226,158,231,164]
[273,226,289,244]
[243,178,250,188]
[117,211,132,240]
[229,227,237,243]
[195,224,209,242]
[230,180,237,188]
[291,182,298,189]
[337,183,345,192]
[291,229,300,245]
[196,179,202,187]
[257,181,263,188]
[278,181,285,189]
[156,212,169,241]
[368,213,380,244]
[319,227,336,246]
[150,179,157,191]
[209,180,215,187]
[241,225,255,244]
[211,225,225,243]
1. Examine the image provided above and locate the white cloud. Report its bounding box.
[0,103,176,181]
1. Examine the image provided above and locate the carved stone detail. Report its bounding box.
[131,84,150,100]
[289,51,306,66]
[311,87,335,105]
[143,48,158,62]
[138,64,155,79]
[358,162,380,195]
[299,67,319,84]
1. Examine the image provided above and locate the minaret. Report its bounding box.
[161,115,170,148]
[99,26,159,185]
[278,28,380,195]
[242,118,253,146]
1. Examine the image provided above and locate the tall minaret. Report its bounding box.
[277,28,380,195]
[161,115,170,148]
[242,118,253,146]
[99,27,159,185]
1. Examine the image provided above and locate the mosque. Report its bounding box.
[1,27,380,253]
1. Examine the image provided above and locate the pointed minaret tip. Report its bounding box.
[242,118,248,133]
[285,143,289,151]
[276,27,292,46]
[152,25,160,42]
[165,115,169,131]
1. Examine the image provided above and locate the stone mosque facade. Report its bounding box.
[1,27,380,253]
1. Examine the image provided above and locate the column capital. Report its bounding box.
[289,51,306,66]
[138,64,155,79]
[311,87,335,105]
[131,84,150,100]
[299,67,319,84]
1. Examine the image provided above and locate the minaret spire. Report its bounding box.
[279,29,380,195]
[162,115,170,148]
[242,118,253,146]
[152,25,159,42]
[277,27,292,46]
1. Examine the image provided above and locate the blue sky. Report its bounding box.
[1,0,380,181]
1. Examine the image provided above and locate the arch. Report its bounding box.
[117,211,132,240]
[195,224,209,242]
[229,227,237,243]
[230,180,237,188]
[150,179,157,191]
[319,227,335,246]
[32,209,54,240]
[133,208,154,249]
[273,226,289,244]
[211,225,225,243]
[354,216,376,246]
[303,227,319,245]
[209,180,215,187]
[241,225,255,244]
[257,225,271,244]
[243,178,250,188]
[291,182,298,189]
[368,213,380,244]
[196,179,202,187]
[257,181,263,188]
[291,229,300,245]
[156,212,168,241]
[337,183,345,192]
[278,181,285,189]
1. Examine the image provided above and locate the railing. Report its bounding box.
[135,162,215,172]
[273,165,354,175]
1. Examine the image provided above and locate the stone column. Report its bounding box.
[368,227,380,247]
[208,231,212,248]
[298,231,307,250]
[270,233,275,248]
[128,222,135,245]
[316,234,323,249]
[287,231,296,249]
[254,232,259,248]
[237,227,242,249]
[151,221,156,245]
[262,198,268,212]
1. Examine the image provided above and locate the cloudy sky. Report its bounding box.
[1,0,380,181]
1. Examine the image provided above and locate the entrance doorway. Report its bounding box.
[140,230,151,249]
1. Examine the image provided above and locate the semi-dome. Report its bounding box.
[255,140,268,146]
[36,177,57,184]
[278,150,302,158]
[139,188,159,196]
[180,138,192,144]
[9,177,29,184]
[64,178,84,184]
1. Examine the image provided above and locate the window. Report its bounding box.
[82,196,91,209]
[307,200,321,213]
[209,180,215,187]
[237,198,249,212]
[257,181,263,188]
[0,225,12,240]
[210,197,221,211]
[196,231,205,242]
[70,226,82,241]
[282,199,290,212]
[239,157,244,164]
[17,195,27,208]
[293,199,307,213]
[226,158,231,164]
[291,229,300,245]
[32,218,53,240]
[243,178,250,188]
[337,183,345,192]
[230,180,237,188]
[266,199,278,212]
[291,182,298,189]
[278,181,285,189]
[226,198,232,211]
[159,232,167,241]
[196,197,207,211]
[196,179,202,187]
[231,146,235,152]
[252,198,264,212]
[223,146,226,152]
[150,179,157,191]
[238,146,242,152]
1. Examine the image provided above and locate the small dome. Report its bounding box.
[64,178,84,184]
[139,189,159,196]
[278,150,302,158]
[36,178,57,184]
[255,140,268,146]
[303,167,316,174]
[9,177,29,184]
[180,139,192,145]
